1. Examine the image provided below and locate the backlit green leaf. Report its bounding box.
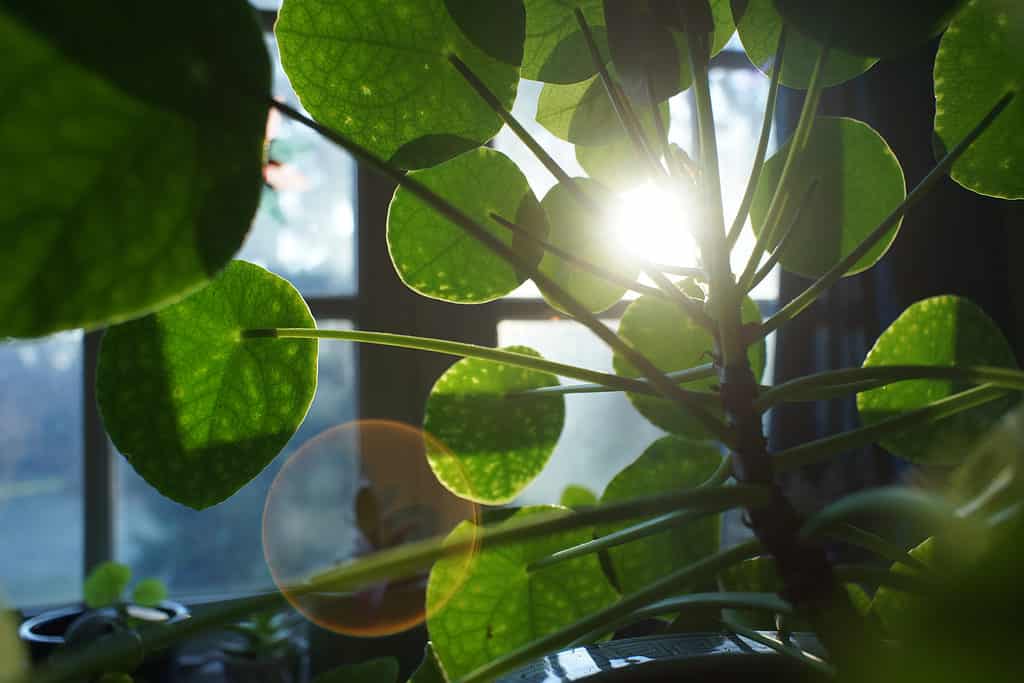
[537,179,638,313]
[408,643,447,683]
[717,556,782,629]
[574,103,670,190]
[131,578,168,608]
[773,0,967,59]
[444,0,526,66]
[599,436,721,594]
[277,0,520,169]
[84,562,132,609]
[424,346,565,504]
[934,0,1024,199]
[313,658,399,683]
[98,261,318,510]
[868,537,957,636]
[536,74,626,147]
[0,1,268,338]
[858,296,1019,465]
[614,283,764,438]
[560,484,598,508]
[732,0,876,89]
[750,117,905,279]
[523,0,608,83]
[427,506,618,680]
[388,148,546,303]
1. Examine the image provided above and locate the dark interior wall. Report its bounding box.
[770,39,1021,516]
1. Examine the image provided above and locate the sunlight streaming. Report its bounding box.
[608,181,700,272]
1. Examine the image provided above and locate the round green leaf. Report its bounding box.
[599,436,722,594]
[773,0,968,59]
[560,484,598,508]
[717,555,782,628]
[84,562,132,609]
[523,0,608,83]
[98,260,318,510]
[444,0,526,66]
[0,1,269,338]
[733,0,876,89]
[867,537,956,636]
[424,346,565,504]
[0,602,28,683]
[427,506,618,680]
[950,403,1024,510]
[574,103,670,190]
[131,578,168,608]
[537,75,624,147]
[388,148,546,303]
[934,0,1024,199]
[857,296,1019,466]
[750,117,906,279]
[277,0,520,170]
[537,179,639,313]
[313,658,399,683]
[614,282,765,438]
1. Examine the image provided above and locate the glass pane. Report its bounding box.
[498,320,666,505]
[249,0,280,9]
[117,320,358,598]
[238,35,358,297]
[0,332,83,606]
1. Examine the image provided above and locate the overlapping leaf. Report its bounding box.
[599,436,721,594]
[98,261,318,510]
[934,0,1024,199]
[427,506,618,680]
[614,282,764,439]
[0,1,268,338]
[277,0,521,169]
[388,148,546,303]
[750,117,905,279]
[858,296,1019,465]
[423,346,565,504]
[523,0,608,83]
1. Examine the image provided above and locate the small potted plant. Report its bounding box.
[19,562,187,678]
[219,609,308,683]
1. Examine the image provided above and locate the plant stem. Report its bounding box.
[774,385,1011,471]
[458,540,764,683]
[745,177,818,293]
[489,212,678,301]
[527,457,733,572]
[799,487,970,542]
[832,565,939,595]
[726,27,787,250]
[827,524,930,573]
[510,363,717,397]
[738,45,828,292]
[653,263,706,278]
[761,91,1017,336]
[573,9,664,180]
[269,99,730,441]
[756,364,1024,411]
[721,615,836,678]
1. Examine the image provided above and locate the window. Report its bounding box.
[0,8,778,606]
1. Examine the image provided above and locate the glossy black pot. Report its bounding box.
[499,632,828,682]
[19,601,189,680]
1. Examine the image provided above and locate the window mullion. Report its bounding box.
[83,330,115,573]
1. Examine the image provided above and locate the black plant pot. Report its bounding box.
[499,632,829,682]
[19,601,189,681]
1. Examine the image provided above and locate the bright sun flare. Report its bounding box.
[608,181,699,269]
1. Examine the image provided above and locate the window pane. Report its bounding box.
[238,35,358,297]
[0,332,83,606]
[498,320,666,504]
[117,320,358,598]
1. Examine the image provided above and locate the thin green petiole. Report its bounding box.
[511,362,718,398]
[756,364,1024,411]
[726,27,787,250]
[746,177,818,293]
[761,91,1017,337]
[458,540,764,683]
[489,213,673,301]
[800,487,973,542]
[828,523,930,574]
[738,44,829,292]
[721,615,836,678]
[774,385,1011,471]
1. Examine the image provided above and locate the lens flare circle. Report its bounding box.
[262,420,479,637]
